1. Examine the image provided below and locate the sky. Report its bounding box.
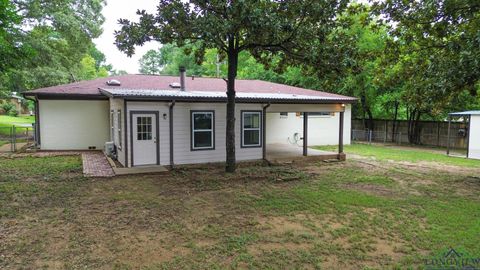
[93,0,160,74]
[95,0,372,74]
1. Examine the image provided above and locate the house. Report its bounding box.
[24,69,356,167]
[447,111,480,159]
[1,92,30,115]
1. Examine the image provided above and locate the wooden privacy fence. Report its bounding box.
[351,119,468,149]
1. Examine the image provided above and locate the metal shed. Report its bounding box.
[447,111,480,159]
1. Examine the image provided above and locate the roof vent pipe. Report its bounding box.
[179,66,186,91]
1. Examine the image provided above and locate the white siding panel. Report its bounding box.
[125,101,263,166]
[266,104,352,146]
[469,115,480,159]
[39,100,109,150]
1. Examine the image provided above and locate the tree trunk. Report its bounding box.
[391,101,399,142]
[225,38,238,173]
[366,108,374,131]
[360,95,374,130]
[407,108,422,144]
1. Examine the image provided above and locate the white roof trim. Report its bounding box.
[100,88,355,101]
[449,111,480,116]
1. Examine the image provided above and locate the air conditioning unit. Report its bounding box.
[105,141,115,157]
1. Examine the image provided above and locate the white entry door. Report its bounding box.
[132,113,158,166]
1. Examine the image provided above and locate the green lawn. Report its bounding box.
[0,115,35,127]
[0,115,35,136]
[1,153,479,269]
[315,143,480,167]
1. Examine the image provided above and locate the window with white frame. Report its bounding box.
[110,110,114,141]
[309,112,335,117]
[191,111,214,150]
[242,111,261,147]
[117,110,122,148]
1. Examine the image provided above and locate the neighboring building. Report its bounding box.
[24,71,356,167]
[448,111,480,159]
[0,92,30,115]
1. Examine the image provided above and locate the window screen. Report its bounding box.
[136,116,152,141]
[110,111,114,141]
[117,110,122,148]
[242,111,261,147]
[191,111,214,150]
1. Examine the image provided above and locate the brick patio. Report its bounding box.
[82,151,115,177]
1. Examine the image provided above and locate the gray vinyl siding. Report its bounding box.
[125,101,263,166]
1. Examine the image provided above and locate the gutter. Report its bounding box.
[169,100,176,168]
[103,95,357,104]
[262,103,271,160]
[23,94,40,147]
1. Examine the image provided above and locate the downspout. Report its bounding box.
[23,94,40,147]
[169,100,176,168]
[124,100,128,167]
[262,103,271,160]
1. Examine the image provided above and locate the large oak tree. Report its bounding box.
[115,0,348,172]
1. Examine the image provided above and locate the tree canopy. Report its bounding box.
[133,1,479,144]
[0,0,110,95]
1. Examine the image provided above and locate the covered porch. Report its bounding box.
[261,103,349,163]
[265,143,344,163]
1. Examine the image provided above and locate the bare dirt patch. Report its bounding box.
[257,216,312,234]
[344,183,396,197]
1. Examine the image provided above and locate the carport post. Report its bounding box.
[10,127,13,152]
[466,115,471,158]
[303,112,308,156]
[13,125,16,152]
[339,112,344,154]
[446,116,451,155]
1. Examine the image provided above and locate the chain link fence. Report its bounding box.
[352,119,469,149]
[0,125,36,152]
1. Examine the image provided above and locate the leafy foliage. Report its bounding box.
[0,0,109,95]
[132,1,480,144]
[372,0,480,142]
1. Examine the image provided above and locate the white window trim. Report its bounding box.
[110,110,114,142]
[297,112,335,118]
[191,111,214,150]
[117,110,122,149]
[242,111,262,147]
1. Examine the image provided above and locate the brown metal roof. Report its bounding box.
[25,74,356,102]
